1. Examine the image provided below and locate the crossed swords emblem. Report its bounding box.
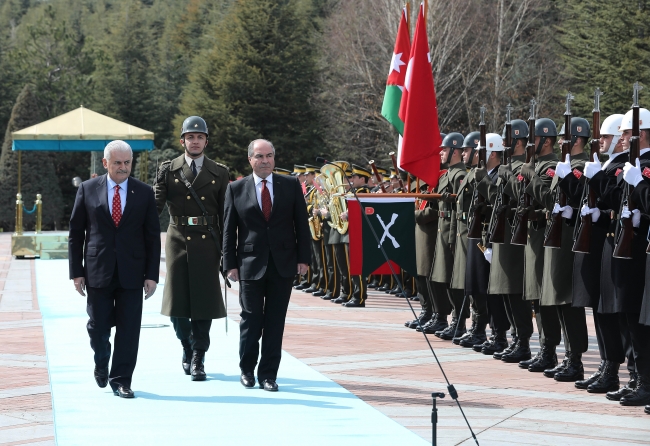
[376,213,400,249]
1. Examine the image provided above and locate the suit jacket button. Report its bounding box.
[212,180,216,184]
[201,196,205,200]
[202,235,206,239]
[187,196,190,200]
[175,179,179,183]
[187,236,191,240]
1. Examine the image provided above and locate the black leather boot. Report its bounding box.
[191,350,206,381]
[423,316,448,334]
[519,350,540,369]
[435,317,456,337]
[181,339,192,375]
[405,311,432,329]
[543,354,568,378]
[606,372,637,401]
[575,360,604,390]
[528,346,558,372]
[501,337,531,363]
[453,318,475,345]
[493,336,518,360]
[440,318,466,340]
[587,361,620,393]
[459,330,487,348]
[620,376,650,406]
[554,352,584,382]
[481,335,508,355]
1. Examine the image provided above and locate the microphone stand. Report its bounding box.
[318,158,479,446]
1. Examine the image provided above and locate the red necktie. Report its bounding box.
[261,179,272,221]
[112,185,122,227]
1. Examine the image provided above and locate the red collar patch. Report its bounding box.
[517,174,524,182]
[572,169,583,179]
[643,167,650,179]
[546,168,555,178]
[615,168,622,176]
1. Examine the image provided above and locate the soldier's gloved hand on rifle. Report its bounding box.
[621,205,641,228]
[519,161,536,181]
[623,158,643,187]
[483,247,492,264]
[498,164,513,182]
[555,154,572,179]
[474,162,487,183]
[518,205,536,220]
[552,202,573,219]
[584,153,602,179]
[581,204,600,222]
[440,192,456,203]
[473,201,488,215]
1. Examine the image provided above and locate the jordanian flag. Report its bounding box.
[381,7,410,136]
[348,197,416,277]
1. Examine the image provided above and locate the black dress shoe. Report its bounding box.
[501,339,532,363]
[342,299,365,307]
[240,372,256,388]
[554,353,584,382]
[459,332,487,348]
[645,405,650,414]
[575,360,604,390]
[312,290,326,297]
[587,361,620,393]
[113,386,135,398]
[543,356,568,378]
[260,378,278,391]
[389,286,401,295]
[620,379,650,406]
[303,286,318,293]
[368,282,379,289]
[405,312,432,329]
[191,350,206,381]
[181,339,192,376]
[332,296,349,304]
[294,284,308,290]
[320,293,334,300]
[94,366,109,388]
[377,284,390,292]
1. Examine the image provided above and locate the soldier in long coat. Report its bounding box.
[430,133,468,340]
[154,116,229,381]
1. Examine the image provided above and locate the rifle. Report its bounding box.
[613,82,642,259]
[486,104,514,245]
[467,106,488,239]
[369,160,388,193]
[573,88,602,253]
[544,92,574,248]
[511,99,537,246]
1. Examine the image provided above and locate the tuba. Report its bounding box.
[307,185,323,241]
[320,162,350,234]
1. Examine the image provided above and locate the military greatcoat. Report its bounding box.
[154,154,229,320]
[487,154,526,294]
[430,162,466,284]
[450,167,473,290]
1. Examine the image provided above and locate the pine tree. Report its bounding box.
[177,0,322,176]
[0,85,64,231]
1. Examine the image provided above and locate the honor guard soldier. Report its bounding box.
[293,165,310,289]
[303,165,327,296]
[431,132,468,340]
[154,116,229,381]
[524,115,591,382]
[517,117,563,375]
[486,119,532,359]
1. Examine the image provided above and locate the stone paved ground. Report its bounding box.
[2,232,649,445]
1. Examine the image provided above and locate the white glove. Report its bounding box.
[552,202,574,219]
[621,206,641,228]
[581,204,600,222]
[623,158,643,187]
[555,154,571,179]
[484,248,492,264]
[584,152,602,179]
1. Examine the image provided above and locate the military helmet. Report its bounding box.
[440,133,447,140]
[441,132,464,149]
[559,117,591,138]
[502,119,529,140]
[534,118,558,137]
[463,131,480,149]
[619,107,650,131]
[601,114,624,155]
[180,116,209,138]
[486,133,505,153]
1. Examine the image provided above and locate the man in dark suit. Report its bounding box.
[223,139,311,392]
[69,140,161,398]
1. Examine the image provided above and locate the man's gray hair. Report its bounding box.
[247,139,275,157]
[104,140,133,160]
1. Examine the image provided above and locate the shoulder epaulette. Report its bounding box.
[215,162,229,171]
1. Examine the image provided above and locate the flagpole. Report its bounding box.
[405,3,411,36]
[424,0,428,24]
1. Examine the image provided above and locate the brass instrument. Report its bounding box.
[320,162,350,234]
[307,180,324,240]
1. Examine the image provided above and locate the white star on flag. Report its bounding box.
[390,52,406,74]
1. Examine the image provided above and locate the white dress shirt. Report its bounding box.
[253,172,274,210]
[185,154,204,173]
[107,175,127,214]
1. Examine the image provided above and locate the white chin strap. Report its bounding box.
[606,135,620,155]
